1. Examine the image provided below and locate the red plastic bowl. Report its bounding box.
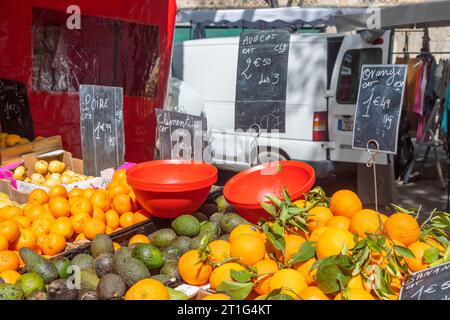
[126,160,218,218]
[223,161,316,224]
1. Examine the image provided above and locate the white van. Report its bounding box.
[171,30,392,176]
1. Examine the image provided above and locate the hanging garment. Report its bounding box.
[397,58,420,132]
[441,84,450,136]
[413,62,424,115]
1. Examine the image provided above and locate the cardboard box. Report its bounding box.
[0,135,63,165]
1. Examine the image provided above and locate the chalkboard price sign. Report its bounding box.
[79,85,124,177]
[155,109,210,162]
[399,262,450,300]
[0,78,35,140]
[352,65,407,154]
[235,30,290,133]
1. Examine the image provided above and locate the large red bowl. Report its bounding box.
[223,161,315,224]
[126,160,218,218]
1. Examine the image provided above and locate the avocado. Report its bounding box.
[132,244,164,270]
[53,257,71,279]
[215,196,229,213]
[113,247,133,265]
[16,272,45,296]
[26,291,49,300]
[80,269,100,292]
[90,234,114,258]
[148,228,177,248]
[192,212,208,222]
[0,283,24,300]
[95,253,115,277]
[47,279,78,300]
[200,221,221,239]
[224,206,237,214]
[209,212,224,224]
[220,213,249,233]
[71,253,95,271]
[199,203,218,216]
[189,236,202,250]
[161,249,180,264]
[79,290,98,300]
[151,274,171,285]
[19,248,58,284]
[115,257,150,286]
[171,215,201,237]
[169,236,191,254]
[167,287,189,300]
[160,261,179,279]
[97,274,126,300]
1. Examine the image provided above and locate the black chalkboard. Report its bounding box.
[235,30,290,133]
[155,109,210,162]
[79,85,124,176]
[0,78,35,140]
[399,262,450,300]
[352,65,407,154]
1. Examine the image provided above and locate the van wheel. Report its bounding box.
[257,148,288,164]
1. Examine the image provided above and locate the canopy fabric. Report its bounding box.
[176,7,368,29]
[336,0,450,32]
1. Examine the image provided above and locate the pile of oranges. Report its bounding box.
[177,189,444,300]
[0,169,150,280]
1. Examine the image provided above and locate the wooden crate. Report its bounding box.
[0,135,63,165]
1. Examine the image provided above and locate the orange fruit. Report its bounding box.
[74,233,86,242]
[41,233,67,256]
[178,250,213,286]
[11,228,37,250]
[0,270,20,284]
[269,269,307,298]
[207,240,231,263]
[295,257,317,285]
[48,185,68,199]
[329,190,362,218]
[276,234,305,263]
[31,217,53,236]
[229,225,261,243]
[293,200,311,208]
[108,182,130,199]
[334,288,375,300]
[298,286,329,300]
[406,241,432,272]
[230,233,265,266]
[105,210,120,230]
[307,206,333,231]
[71,212,91,234]
[90,191,111,212]
[68,196,84,207]
[12,216,31,229]
[316,228,355,259]
[50,217,74,239]
[0,250,20,272]
[133,211,150,224]
[92,208,106,222]
[119,212,134,228]
[209,262,246,290]
[24,204,46,222]
[113,242,121,251]
[0,207,23,220]
[82,188,95,200]
[68,188,83,198]
[0,219,20,242]
[112,194,132,214]
[106,226,114,235]
[124,279,169,300]
[82,219,106,240]
[383,213,420,246]
[380,214,388,224]
[0,234,8,251]
[347,274,364,290]
[113,169,127,182]
[349,209,381,238]
[253,259,279,295]
[28,189,49,205]
[326,216,350,231]
[70,198,93,216]
[36,233,47,248]
[309,226,330,242]
[49,197,70,218]
[128,234,150,245]
[202,293,231,300]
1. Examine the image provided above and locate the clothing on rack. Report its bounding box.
[440,85,450,136]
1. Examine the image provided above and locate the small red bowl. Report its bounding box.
[223,161,315,224]
[126,160,218,218]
